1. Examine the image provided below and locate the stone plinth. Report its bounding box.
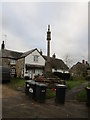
[45,61,52,73]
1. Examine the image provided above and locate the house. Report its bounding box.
[16,48,45,79]
[0,41,69,79]
[1,49,23,77]
[0,41,23,77]
[43,55,69,73]
[16,49,69,79]
[87,66,90,78]
[69,60,89,77]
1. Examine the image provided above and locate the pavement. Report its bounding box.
[1,85,89,119]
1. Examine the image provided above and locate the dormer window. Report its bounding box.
[34,55,38,62]
[10,59,16,64]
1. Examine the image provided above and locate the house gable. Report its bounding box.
[69,62,87,77]
[25,49,45,66]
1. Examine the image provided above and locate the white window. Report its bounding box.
[11,68,16,74]
[34,55,38,62]
[10,59,16,64]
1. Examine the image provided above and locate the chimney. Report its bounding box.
[52,53,56,58]
[86,61,89,65]
[40,49,42,55]
[1,41,5,50]
[82,60,85,64]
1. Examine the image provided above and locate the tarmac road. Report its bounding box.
[2,85,89,118]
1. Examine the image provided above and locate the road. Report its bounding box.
[2,84,89,118]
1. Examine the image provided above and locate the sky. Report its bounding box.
[0,1,89,67]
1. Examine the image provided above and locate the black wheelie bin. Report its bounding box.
[85,87,90,106]
[55,84,66,104]
[28,80,36,100]
[36,82,47,103]
[25,80,32,95]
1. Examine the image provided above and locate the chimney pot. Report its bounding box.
[86,61,89,65]
[52,53,56,58]
[1,41,5,50]
[40,49,42,55]
[82,60,85,64]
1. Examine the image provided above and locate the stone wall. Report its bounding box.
[87,67,90,77]
[16,58,25,78]
[1,57,25,78]
[2,58,10,66]
[69,62,87,77]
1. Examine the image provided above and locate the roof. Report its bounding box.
[0,48,69,71]
[87,66,90,70]
[43,56,69,70]
[70,62,87,72]
[20,48,37,58]
[0,49,23,59]
[0,48,40,59]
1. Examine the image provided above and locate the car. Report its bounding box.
[0,66,10,83]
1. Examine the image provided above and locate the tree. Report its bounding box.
[63,54,74,68]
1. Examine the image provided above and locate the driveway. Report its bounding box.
[2,85,89,118]
[66,82,88,100]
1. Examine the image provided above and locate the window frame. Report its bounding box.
[10,68,16,74]
[33,55,38,62]
[10,59,16,65]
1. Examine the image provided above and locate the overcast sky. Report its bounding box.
[0,2,88,67]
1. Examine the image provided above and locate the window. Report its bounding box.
[33,55,38,62]
[11,68,16,74]
[10,59,16,64]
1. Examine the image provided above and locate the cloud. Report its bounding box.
[1,28,30,52]
[51,3,88,62]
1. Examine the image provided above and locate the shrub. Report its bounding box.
[46,88,56,99]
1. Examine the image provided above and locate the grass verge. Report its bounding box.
[76,89,87,102]
[4,77,87,101]
[5,77,25,90]
[46,89,56,99]
[66,77,86,91]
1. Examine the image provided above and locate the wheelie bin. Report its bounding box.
[36,82,47,103]
[25,80,32,95]
[28,80,36,100]
[55,84,66,104]
[85,87,90,106]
